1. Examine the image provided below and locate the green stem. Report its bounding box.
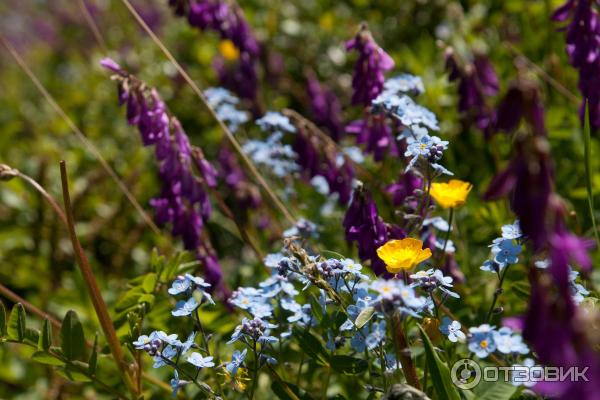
[439,208,454,264]
[485,265,510,324]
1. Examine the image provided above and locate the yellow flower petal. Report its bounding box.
[376,238,432,273]
[430,179,472,209]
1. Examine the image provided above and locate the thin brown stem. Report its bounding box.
[391,313,421,389]
[77,0,109,53]
[0,33,161,236]
[117,0,296,226]
[59,161,138,398]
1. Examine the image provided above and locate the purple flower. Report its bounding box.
[346,114,398,162]
[484,136,554,250]
[496,79,546,136]
[346,24,394,106]
[386,172,422,206]
[102,62,225,291]
[343,185,403,275]
[292,126,354,204]
[552,0,600,128]
[170,0,260,101]
[445,49,498,137]
[306,73,344,142]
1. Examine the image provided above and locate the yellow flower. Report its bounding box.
[219,39,240,61]
[376,238,432,273]
[429,179,472,209]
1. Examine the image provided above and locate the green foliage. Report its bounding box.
[60,310,85,361]
[418,324,461,400]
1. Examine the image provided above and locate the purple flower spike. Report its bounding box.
[306,73,344,142]
[102,61,225,291]
[343,185,403,275]
[445,48,499,138]
[552,0,600,128]
[346,24,394,106]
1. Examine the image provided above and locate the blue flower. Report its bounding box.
[170,370,187,397]
[168,275,193,295]
[372,93,439,131]
[350,329,368,352]
[341,258,369,280]
[259,275,298,298]
[205,87,240,107]
[439,317,466,342]
[366,320,387,350]
[204,87,248,133]
[172,297,199,317]
[569,270,590,304]
[404,134,450,174]
[257,335,278,344]
[501,220,522,240]
[187,352,215,368]
[423,216,451,232]
[480,260,503,273]
[492,239,521,265]
[493,327,529,355]
[283,218,318,239]
[226,349,248,376]
[243,133,299,177]
[153,345,177,368]
[382,74,425,96]
[174,332,196,353]
[468,324,497,358]
[256,111,296,133]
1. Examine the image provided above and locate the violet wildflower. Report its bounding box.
[101,59,225,291]
[306,73,344,141]
[170,0,261,101]
[445,48,499,137]
[346,24,394,106]
[496,79,546,136]
[343,185,402,275]
[552,0,600,128]
[386,172,422,207]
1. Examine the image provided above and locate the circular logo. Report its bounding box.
[451,359,481,389]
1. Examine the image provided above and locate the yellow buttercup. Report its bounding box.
[219,39,240,61]
[377,238,432,274]
[430,179,472,209]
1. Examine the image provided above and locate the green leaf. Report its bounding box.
[355,306,375,329]
[38,319,52,351]
[88,333,98,375]
[293,327,329,366]
[583,101,600,246]
[418,324,460,400]
[0,301,6,338]
[309,295,324,323]
[57,366,92,382]
[138,294,155,307]
[31,351,66,366]
[115,290,142,312]
[473,379,517,400]
[24,328,40,346]
[7,303,26,341]
[142,273,157,294]
[330,355,368,375]
[61,310,85,361]
[270,380,313,400]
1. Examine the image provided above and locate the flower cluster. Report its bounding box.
[480,220,523,273]
[468,325,529,358]
[243,112,299,177]
[101,58,224,290]
[552,0,600,128]
[445,49,499,137]
[306,73,344,142]
[204,87,249,132]
[169,274,215,317]
[169,0,261,101]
